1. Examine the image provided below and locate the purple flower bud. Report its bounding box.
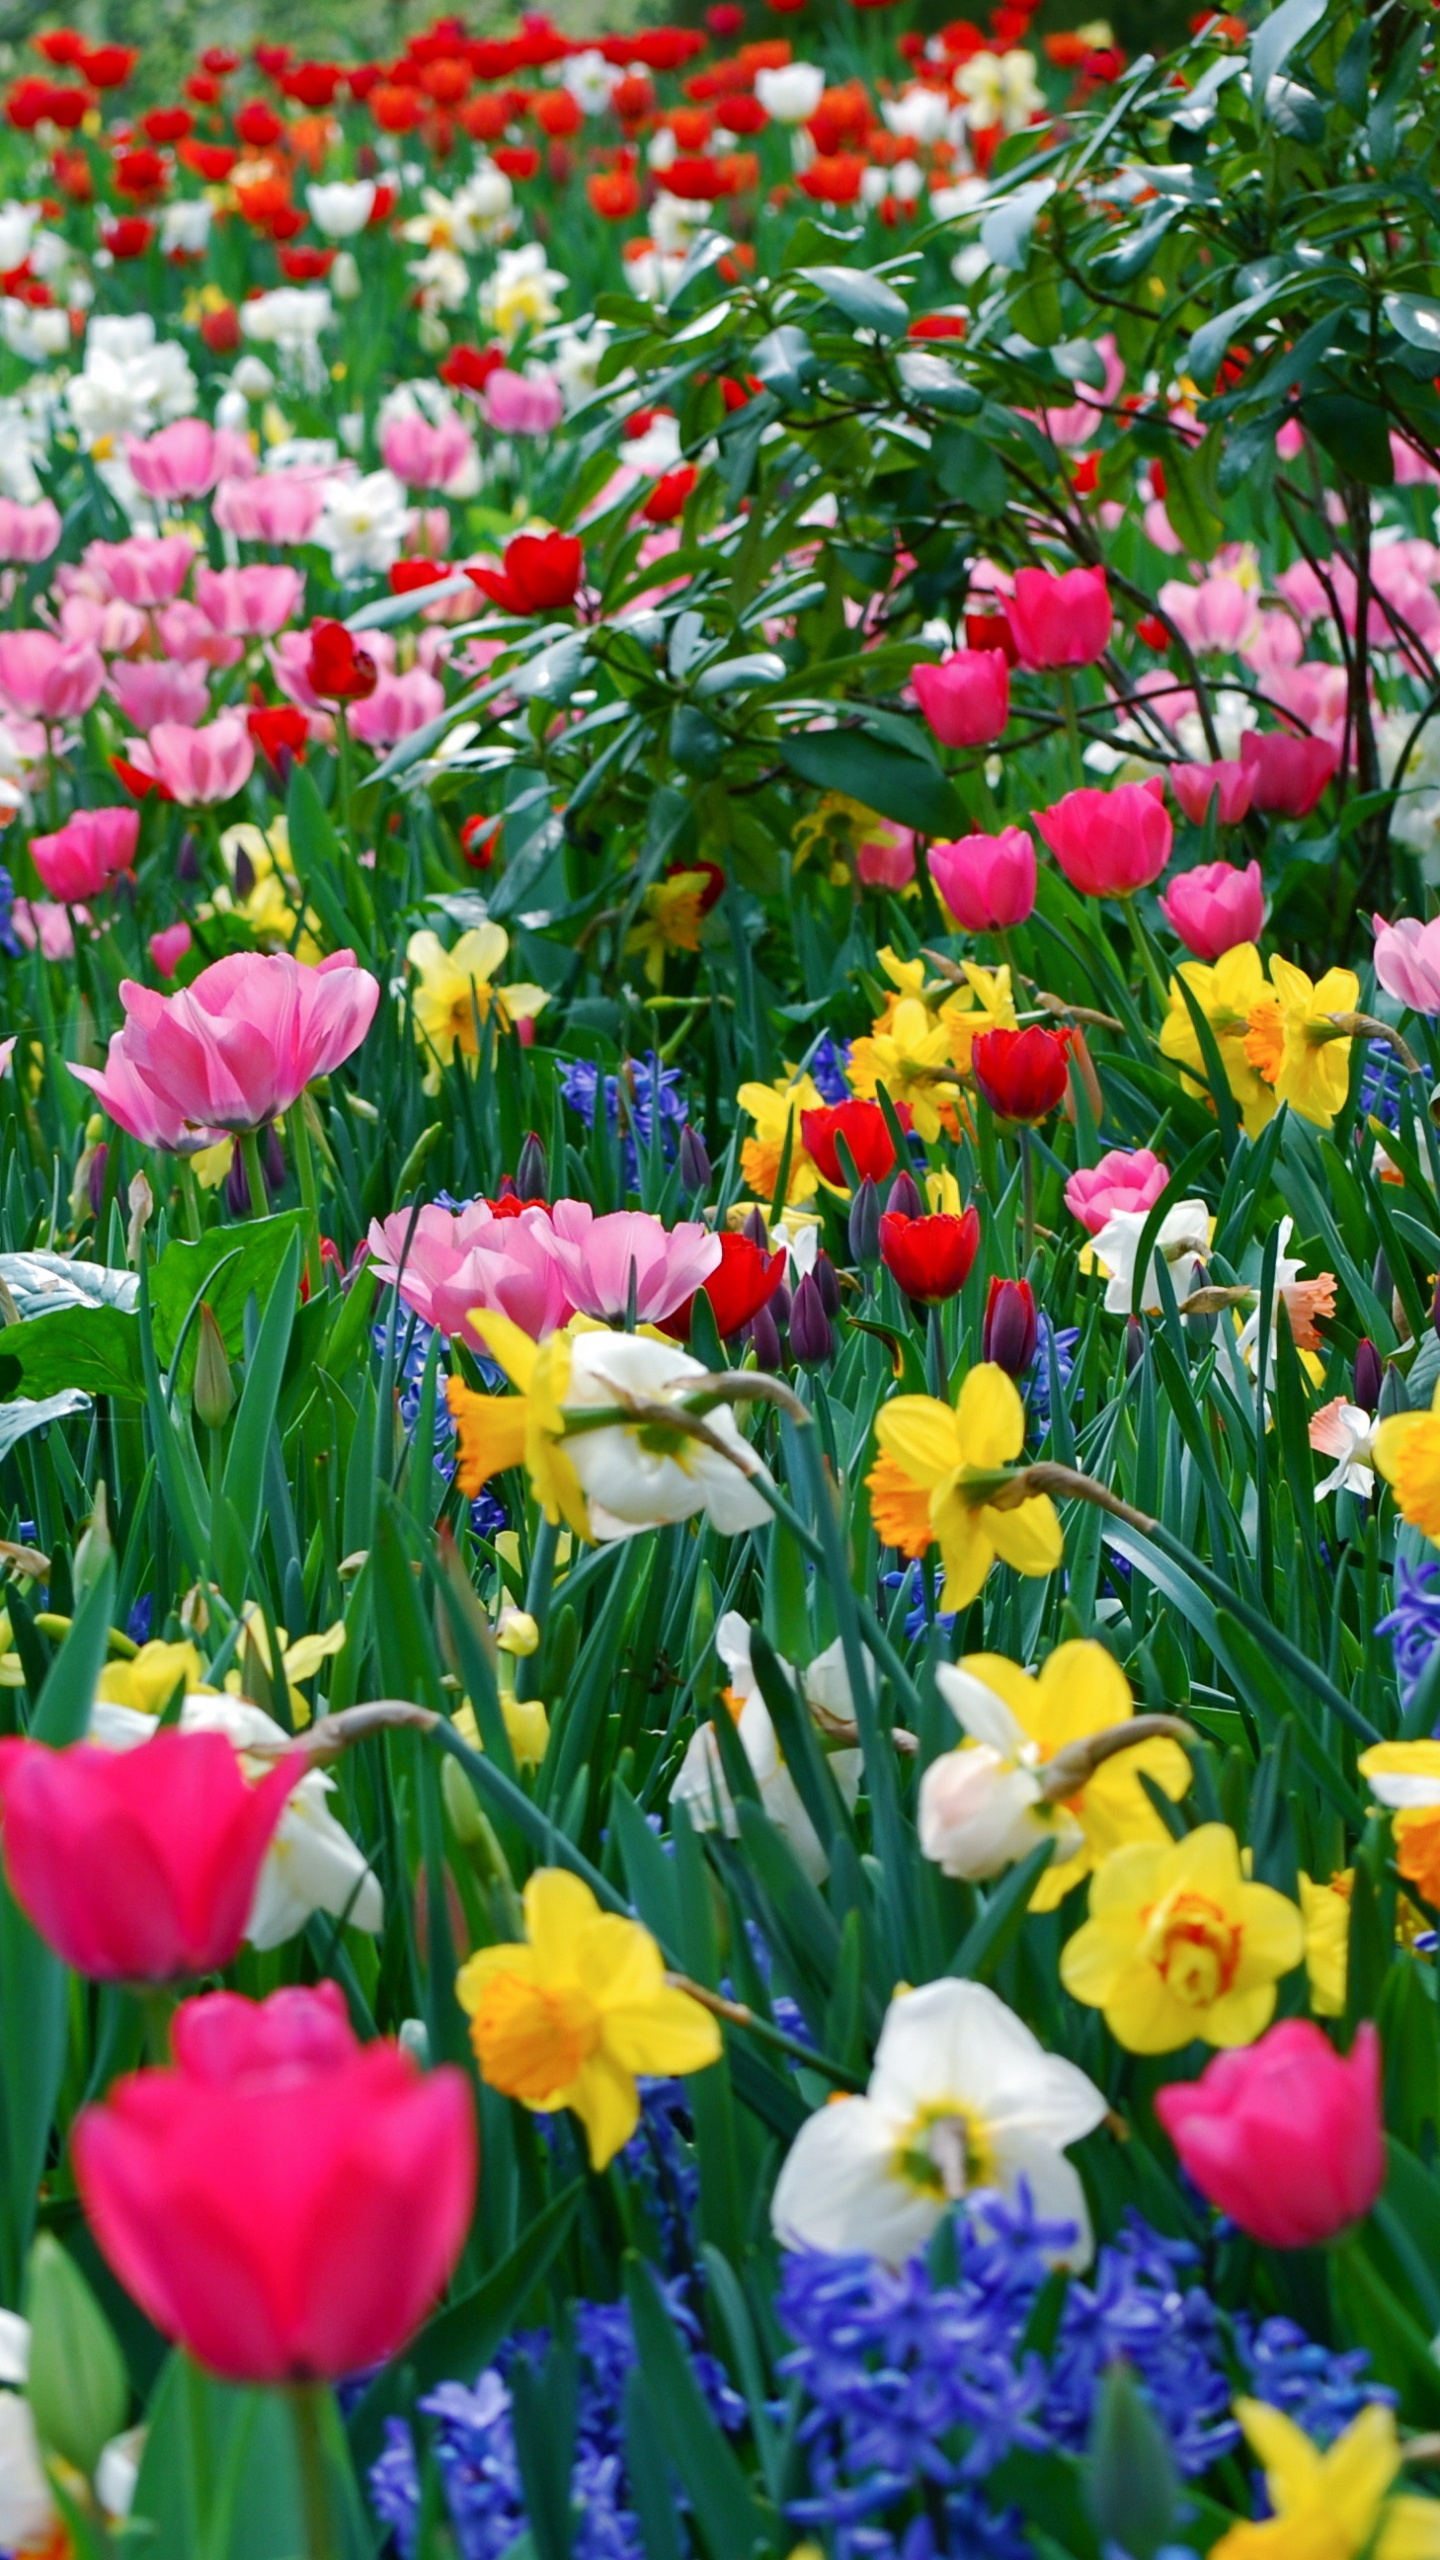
[742,1204,769,1249]
[814,1250,841,1319]
[1353,1337,1382,1413]
[789,1271,833,1367]
[982,1278,1036,1378]
[750,1301,782,1370]
[1124,1315,1146,1375]
[226,1146,253,1218]
[87,1142,109,1220]
[264,1124,286,1193]
[886,1170,923,1219]
[848,1177,880,1268]
[679,1123,711,1192]
[176,830,201,883]
[516,1131,548,1201]
[771,1281,792,1326]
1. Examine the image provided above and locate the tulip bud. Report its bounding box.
[790,1272,833,1367]
[770,1281,792,1325]
[72,1483,111,1608]
[442,1751,485,1846]
[515,1130,548,1201]
[742,1203,769,1249]
[25,2233,128,2482]
[232,840,257,900]
[1124,1316,1146,1375]
[264,1125,285,1193]
[679,1122,712,1192]
[1086,2359,1179,2560]
[176,829,201,883]
[848,1176,881,1268]
[193,1301,235,1430]
[750,1301,783,1370]
[886,1170,923,1219]
[1353,1337,1383,1413]
[982,1278,1037,1378]
[814,1251,841,1319]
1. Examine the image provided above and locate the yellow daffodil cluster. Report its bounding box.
[203,819,324,964]
[866,1363,1063,1610]
[1160,945,1358,1136]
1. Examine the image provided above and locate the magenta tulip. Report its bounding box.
[0,497,60,565]
[348,666,446,750]
[482,369,565,437]
[149,921,194,980]
[83,535,196,608]
[195,564,305,639]
[74,1983,476,2382]
[109,657,212,732]
[1239,728,1340,817]
[1169,759,1254,827]
[1155,2020,1384,2248]
[1036,779,1172,897]
[380,410,477,490]
[1004,565,1111,669]
[929,827,1036,931]
[1064,1146,1169,1236]
[912,649,1009,747]
[213,471,327,546]
[1159,858,1264,961]
[541,1203,720,1326]
[30,806,139,903]
[367,1201,571,1345]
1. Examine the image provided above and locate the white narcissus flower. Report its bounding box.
[772,1978,1105,2266]
[561,48,622,113]
[1309,1397,1376,1501]
[67,315,198,450]
[670,1612,862,1882]
[1091,1198,1210,1316]
[480,243,565,345]
[564,1333,773,1542]
[755,62,826,123]
[919,1662,1083,1882]
[0,2317,51,2556]
[307,178,377,238]
[314,469,410,579]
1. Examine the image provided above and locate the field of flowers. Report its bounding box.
[1,0,1440,2553]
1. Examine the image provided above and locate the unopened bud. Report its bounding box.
[679,1122,711,1191]
[72,1482,111,1607]
[742,1203,769,1248]
[1086,2359,1179,2560]
[848,1176,881,1268]
[225,1147,251,1217]
[790,1271,833,1367]
[814,1250,841,1319]
[516,1130,548,1201]
[497,1605,540,1657]
[750,1301,782,1370]
[982,1277,1037,1377]
[1124,1315,1146,1375]
[264,1124,285,1192]
[87,1141,109,1220]
[1353,1336,1383,1413]
[193,1302,235,1430]
[25,2233,127,2482]
[886,1170,923,1219]
[232,841,257,899]
[176,830,201,883]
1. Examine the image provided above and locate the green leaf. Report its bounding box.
[1382,293,1440,357]
[949,1838,1055,1981]
[216,1231,302,1599]
[933,426,1008,517]
[623,2258,771,2560]
[1251,0,1328,98]
[797,264,908,340]
[1301,392,1394,487]
[780,731,963,837]
[151,1215,309,1386]
[0,1305,143,1401]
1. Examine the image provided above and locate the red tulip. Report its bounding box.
[0,1732,298,1982]
[801,1098,909,1187]
[467,530,584,615]
[1155,2020,1384,2248]
[665,1229,787,1341]
[971,1025,1070,1123]
[879,1208,980,1302]
[246,703,308,770]
[306,619,378,704]
[640,467,699,526]
[74,1984,476,2381]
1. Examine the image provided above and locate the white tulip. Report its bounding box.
[307,179,377,239]
[0,2390,52,2555]
[755,62,826,123]
[771,1977,1105,2266]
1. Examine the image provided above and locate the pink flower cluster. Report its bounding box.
[366,1200,724,1348]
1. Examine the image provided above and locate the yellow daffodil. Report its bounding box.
[96,1639,205,1714]
[203,819,324,963]
[448,1311,590,1540]
[623,871,713,990]
[0,1612,24,1689]
[926,1642,1191,1910]
[1058,1823,1303,2051]
[866,1363,1063,1610]
[1160,942,1275,1137]
[1242,954,1359,1129]
[224,1610,346,1731]
[1298,1867,1350,2016]
[1374,1382,1440,1544]
[926,1168,965,1215]
[455,1867,721,2168]
[406,925,550,1091]
[939,959,1018,1078]
[847,997,961,1142]
[736,1071,823,1205]
[1358,1739,1440,1908]
[1210,2400,1440,2560]
[455,1690,551,1770]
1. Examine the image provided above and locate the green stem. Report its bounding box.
[1019,1124,1036,1273]
[138,1986,174,2064]
[240,1128,268,1217]
[290,2384,339,2560]
[175,1154,203,1242]
[1123,893,1172,1017]
[1058,672,1086,790]
[288,1098,322,1295]
[335,705,355,855]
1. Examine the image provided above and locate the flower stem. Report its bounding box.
[335,706,355,855]
[241,1128,268,1217]
[1122,893,1171,1017]
[175,1155,203,1242]
[1058,672,1085,789]
[1019,1124,1036,1272]
[290,2384,339,2560]
[288,1097,322,1295]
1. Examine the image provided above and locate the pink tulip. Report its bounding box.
[1373,914,1440,1017]
[150,921,193,980]
[92,950,381,1136]
[347,666,446,749]
[83,536,195,609]
[126,419,222,502]
[380,411,476,490]
[1036,778,1172,897]
[1169,760,1253,827]
[855,820,917,890]
[73,1982,476,2385]
[1275,418,1306,461]
[11,900,79,960]
[155,600,245,672]
[213,472,327,546]
[30,806,139,903]
[195,565,305,639]
[1241,612,1304,677]
[1159,858,1264,961]
[929,827,1036,931]
[912,649,1009,748]
[1156,573,1256,656]
[0,632,105,722]
[1004,565,1111,669]
[0,497,60,565]
[1262,662,1349,749]
[367,1202,571,1345]
[1064,1147,1168,1236]
[1239,728,1340,818]
[109,658,212,732]
[540,1204,720,1326]
[482,369,565,437]
[59,593,148,655]
[71,1024,223,1154]
[131,716,255,807]
[1155,2020,1384,2249]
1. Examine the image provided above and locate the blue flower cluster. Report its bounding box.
[1359,1039,1406,1133]
[1378,1556,1440,1715]
[0,867,20,960]
[369,2280,743,2560]
[560,1052,689,1183]
[373,1308,507,1544]
[1028,1313,1081,1438]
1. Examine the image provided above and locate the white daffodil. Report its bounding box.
[479,243,565,345]
[955,46,1044,133]
[89,1691,382,1952]
[307,179,377,238]
[771,1977,1105,2266]
[1091,1198,1210,1316]
[671,1612,863,1882]
[313,469,409,579]
[67,315,197,450]
[564,1333,773,1541]
[755,62,826,123]
[919,1662,1083,1882]
[561,49,622,114]
[1308,1397,1377,1501]
[239,287,333,392]
[0,2317,51,2556]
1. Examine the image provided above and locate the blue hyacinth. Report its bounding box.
[561,1051,689,1183]
[1378,1556,1440,1713]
